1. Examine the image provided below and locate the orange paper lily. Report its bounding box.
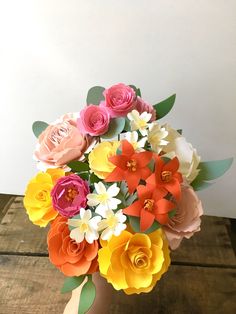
[146,155,183,200]
[123,185,176,232]
[105,140,153,193]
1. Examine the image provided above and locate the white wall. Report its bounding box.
[0,0,235,217]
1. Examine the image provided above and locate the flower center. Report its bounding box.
[126,159,137,172]
[134,253,149,269]
[138,119,147,128]
[50,122,69,145]
[161,170,172,182]
[36,190,48,202]
[65,188,78,202]
[97,193,109,203]
[79,222,89,233]
[144,199,154,212]
[106,215,118,228]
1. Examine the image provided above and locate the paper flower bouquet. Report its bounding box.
[24,83,233,313]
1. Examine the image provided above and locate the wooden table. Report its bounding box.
[0,196,235,314]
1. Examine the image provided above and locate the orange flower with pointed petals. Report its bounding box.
[147,155,183,200]
[105,140,153,193]
[123,185,175,232]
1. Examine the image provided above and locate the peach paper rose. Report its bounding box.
[163,184,203,250]
[47,216,99,276]
[34,113,92,171]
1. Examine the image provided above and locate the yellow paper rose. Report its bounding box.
[23,168,64,227]
[98,229,170,294]
[88,141,120,179]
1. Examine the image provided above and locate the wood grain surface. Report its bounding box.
[0,197,235,266]
[0,255,235,314]
[0,196,235,314]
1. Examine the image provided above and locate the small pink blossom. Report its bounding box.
[135,96,156,121]
[102,83,136,117]
[77,105,110,136]
[163,184,203,250]
[51,174,89,218]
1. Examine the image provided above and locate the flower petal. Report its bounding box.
[140,209,155,232]
[95,182,106,194]
[70,228,84,243]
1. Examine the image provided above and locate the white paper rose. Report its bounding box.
[163,125,201,183]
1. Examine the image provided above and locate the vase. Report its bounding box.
[63,272,114,314]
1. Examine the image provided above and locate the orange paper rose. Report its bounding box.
[98,229,170,294]
[47,216,98,276]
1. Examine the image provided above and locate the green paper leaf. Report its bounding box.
[101,117,125,139]
[86,86,105,105]
[153,94,176,119]
[32,121,49,138]
[78,172,90,181]
[147,159,155,172]
[67,161,90,173]
[61,275,85,294]
[116,147,122,155]
[124,118,131,132]
[78,276,96,314]
[129,84,141,97]
[197,158,233,181]
[120,181,128,196]
[191,178,214,191]
[129,216,161,234]
[125,192,137,206]
[168,209,176,218]
[191,158,233,191]
[90,173,100,184]
[68,213,80,231]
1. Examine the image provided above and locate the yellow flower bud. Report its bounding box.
[88,141,120,179]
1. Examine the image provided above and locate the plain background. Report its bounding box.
[0,0,235,217]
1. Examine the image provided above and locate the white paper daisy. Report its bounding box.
[127,110,152,136]
[147,122,169,153]
[124,131,147,151]
[98,209,127,240]
[87,182,121,216]
[67,208,101,244]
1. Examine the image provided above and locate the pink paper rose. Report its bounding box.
[103,83,136,117]
[51,174,89,218]
[34,113,92,170]
[135,96,156,121]
[163,184,203,250]
[77,105,110,136]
